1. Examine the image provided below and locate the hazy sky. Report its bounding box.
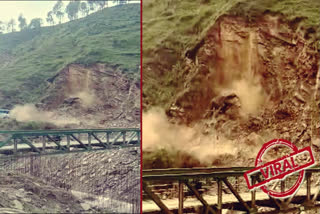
[0,1,139,27]
[0,1,56,23]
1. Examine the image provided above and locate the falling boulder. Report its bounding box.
[274,109,291,120]
[63,97,81,106]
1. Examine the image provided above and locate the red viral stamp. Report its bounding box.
[244,139,315,198]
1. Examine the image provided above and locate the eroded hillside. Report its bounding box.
[41,63,140,128]
[142,0,320,169]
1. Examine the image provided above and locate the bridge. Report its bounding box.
[142,167,320,214]
[0,128,140,158]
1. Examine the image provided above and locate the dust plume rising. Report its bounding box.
[10,104,79,126]
[10,104,52,122]
[75,91,96,107]
[143,108,263,167]
[213,70,267,116]
[230,79,265,115]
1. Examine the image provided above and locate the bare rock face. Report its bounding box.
[167,14,319,146]
[41,63,140,128]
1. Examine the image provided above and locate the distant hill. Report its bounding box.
[0,3,140,108]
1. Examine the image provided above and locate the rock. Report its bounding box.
[312,138,320,146]
[293,92,306,104]
[15,190,24,198]
[282,132,290,140]
[12,200,23,210]
[63,97,81,106]
[25,192,33,196]
[246,132,263,146]
[0,208,25,214]
[126,115,134,121]
[275,109,291,119]
[80,203,91,211]
[23,197,31,203]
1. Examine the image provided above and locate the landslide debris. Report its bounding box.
[0,172,109,213]
[168,14,319,139]
[40,63,140,128]
[0,63,140,130]
[0,148,140,209]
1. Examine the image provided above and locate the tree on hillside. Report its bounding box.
[87,0,96,11]
[56,11,64,24]
[29,18,43,29]
[46,11,55,26]
[115,0,129,4]
[53,0,64,24]
[18,14,27,31]
[7,19,16,32]
[65,1,81,21]
[0,21,5,34]
[96,0,107,9]
[88,0,106,10]
[121,0,129,4]
[80,2,89,17]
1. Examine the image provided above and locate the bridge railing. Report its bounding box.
[142,166,320,214]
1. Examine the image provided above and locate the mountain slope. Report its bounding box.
[142,0,320,168]
[0,3,140,108]
[142,0,319,109]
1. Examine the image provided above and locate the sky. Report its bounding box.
[0,1,139,27]
[0,1,57,24]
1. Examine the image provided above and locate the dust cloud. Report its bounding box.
[143,108,264,167]
[213,72,267,116]
[230,79,266,115]
[10,104,52,122]
[10,104,79,126]
[74,91,97,107]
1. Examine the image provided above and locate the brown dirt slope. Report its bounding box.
[40,63,140,128]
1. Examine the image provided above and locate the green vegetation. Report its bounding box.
[0,3,140,107]
[143,0,320,109]
[228,0,320,28]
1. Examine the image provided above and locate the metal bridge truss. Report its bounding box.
[143,167,320,214]
[0,129,140,157]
